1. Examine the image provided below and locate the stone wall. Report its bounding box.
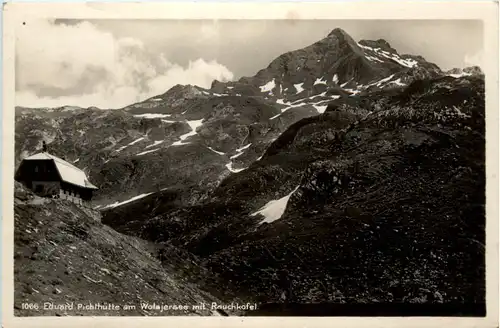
[59,189,84,206]
[31,181,60,197]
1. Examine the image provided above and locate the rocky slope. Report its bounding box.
[15,28,486,314]
[101,73,485,307]
[14,182,232,316]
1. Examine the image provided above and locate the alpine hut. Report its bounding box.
[15,145,98,206]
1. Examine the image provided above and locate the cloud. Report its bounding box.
[464,50,484,69]
[199,20,221,41]
[15,19,234,109]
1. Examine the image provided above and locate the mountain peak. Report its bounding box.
[327,28,351,39]
[321,28,362,52]
[325,28,359,48]
[463,65,483,75]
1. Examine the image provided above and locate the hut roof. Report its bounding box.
[23,152,98,190]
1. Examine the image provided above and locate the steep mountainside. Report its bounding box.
[14,182,232,316]
[102,74,485,305]
[15,28,486,314]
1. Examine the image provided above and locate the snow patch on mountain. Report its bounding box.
[340,80,351,88]
[171,141,190,147]
[230,152,244,160]
[389,55,418,68]
[146,140,165,149]
[357,42,418,68]
[340,73,402,95]
[229,143,252,159]
[225,162,245,173]
[270,91,343,118]
[357,43,374,51]
[391,78,406,86]
[370,74,396,88]
[270,101,309,120]
[236,143,252,152]
[294,83,305,93]
[366,55,384,63]
[343,87,362,96]
[134,114,172,119]
[449,72,473,78]
[311,96,340,113]
[172,119,204,146]
[314,77,327,85]
[251,185,300,224]
[269,113,282,120]
[207,147,225,155]
[260,79,276,93]
[310,92,327,99]
[102,192,154,209]
[161,119,176,124]
[313,105,328,113]
[452,105,471,118]
[116,137,145,152]
[136,148,160,156]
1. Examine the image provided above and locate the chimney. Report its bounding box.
[42,141,47,152]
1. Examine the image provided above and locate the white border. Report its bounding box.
[2,2,499,328]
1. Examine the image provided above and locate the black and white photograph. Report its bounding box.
[3,2,498,325]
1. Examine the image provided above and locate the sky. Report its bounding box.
[15,19,483,109]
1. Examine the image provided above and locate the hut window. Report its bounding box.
[34,166,38,173]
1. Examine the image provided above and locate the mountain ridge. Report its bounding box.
[15,28,482,114]
[14,28,484,207]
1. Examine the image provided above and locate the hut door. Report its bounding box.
[34,184,43,193]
